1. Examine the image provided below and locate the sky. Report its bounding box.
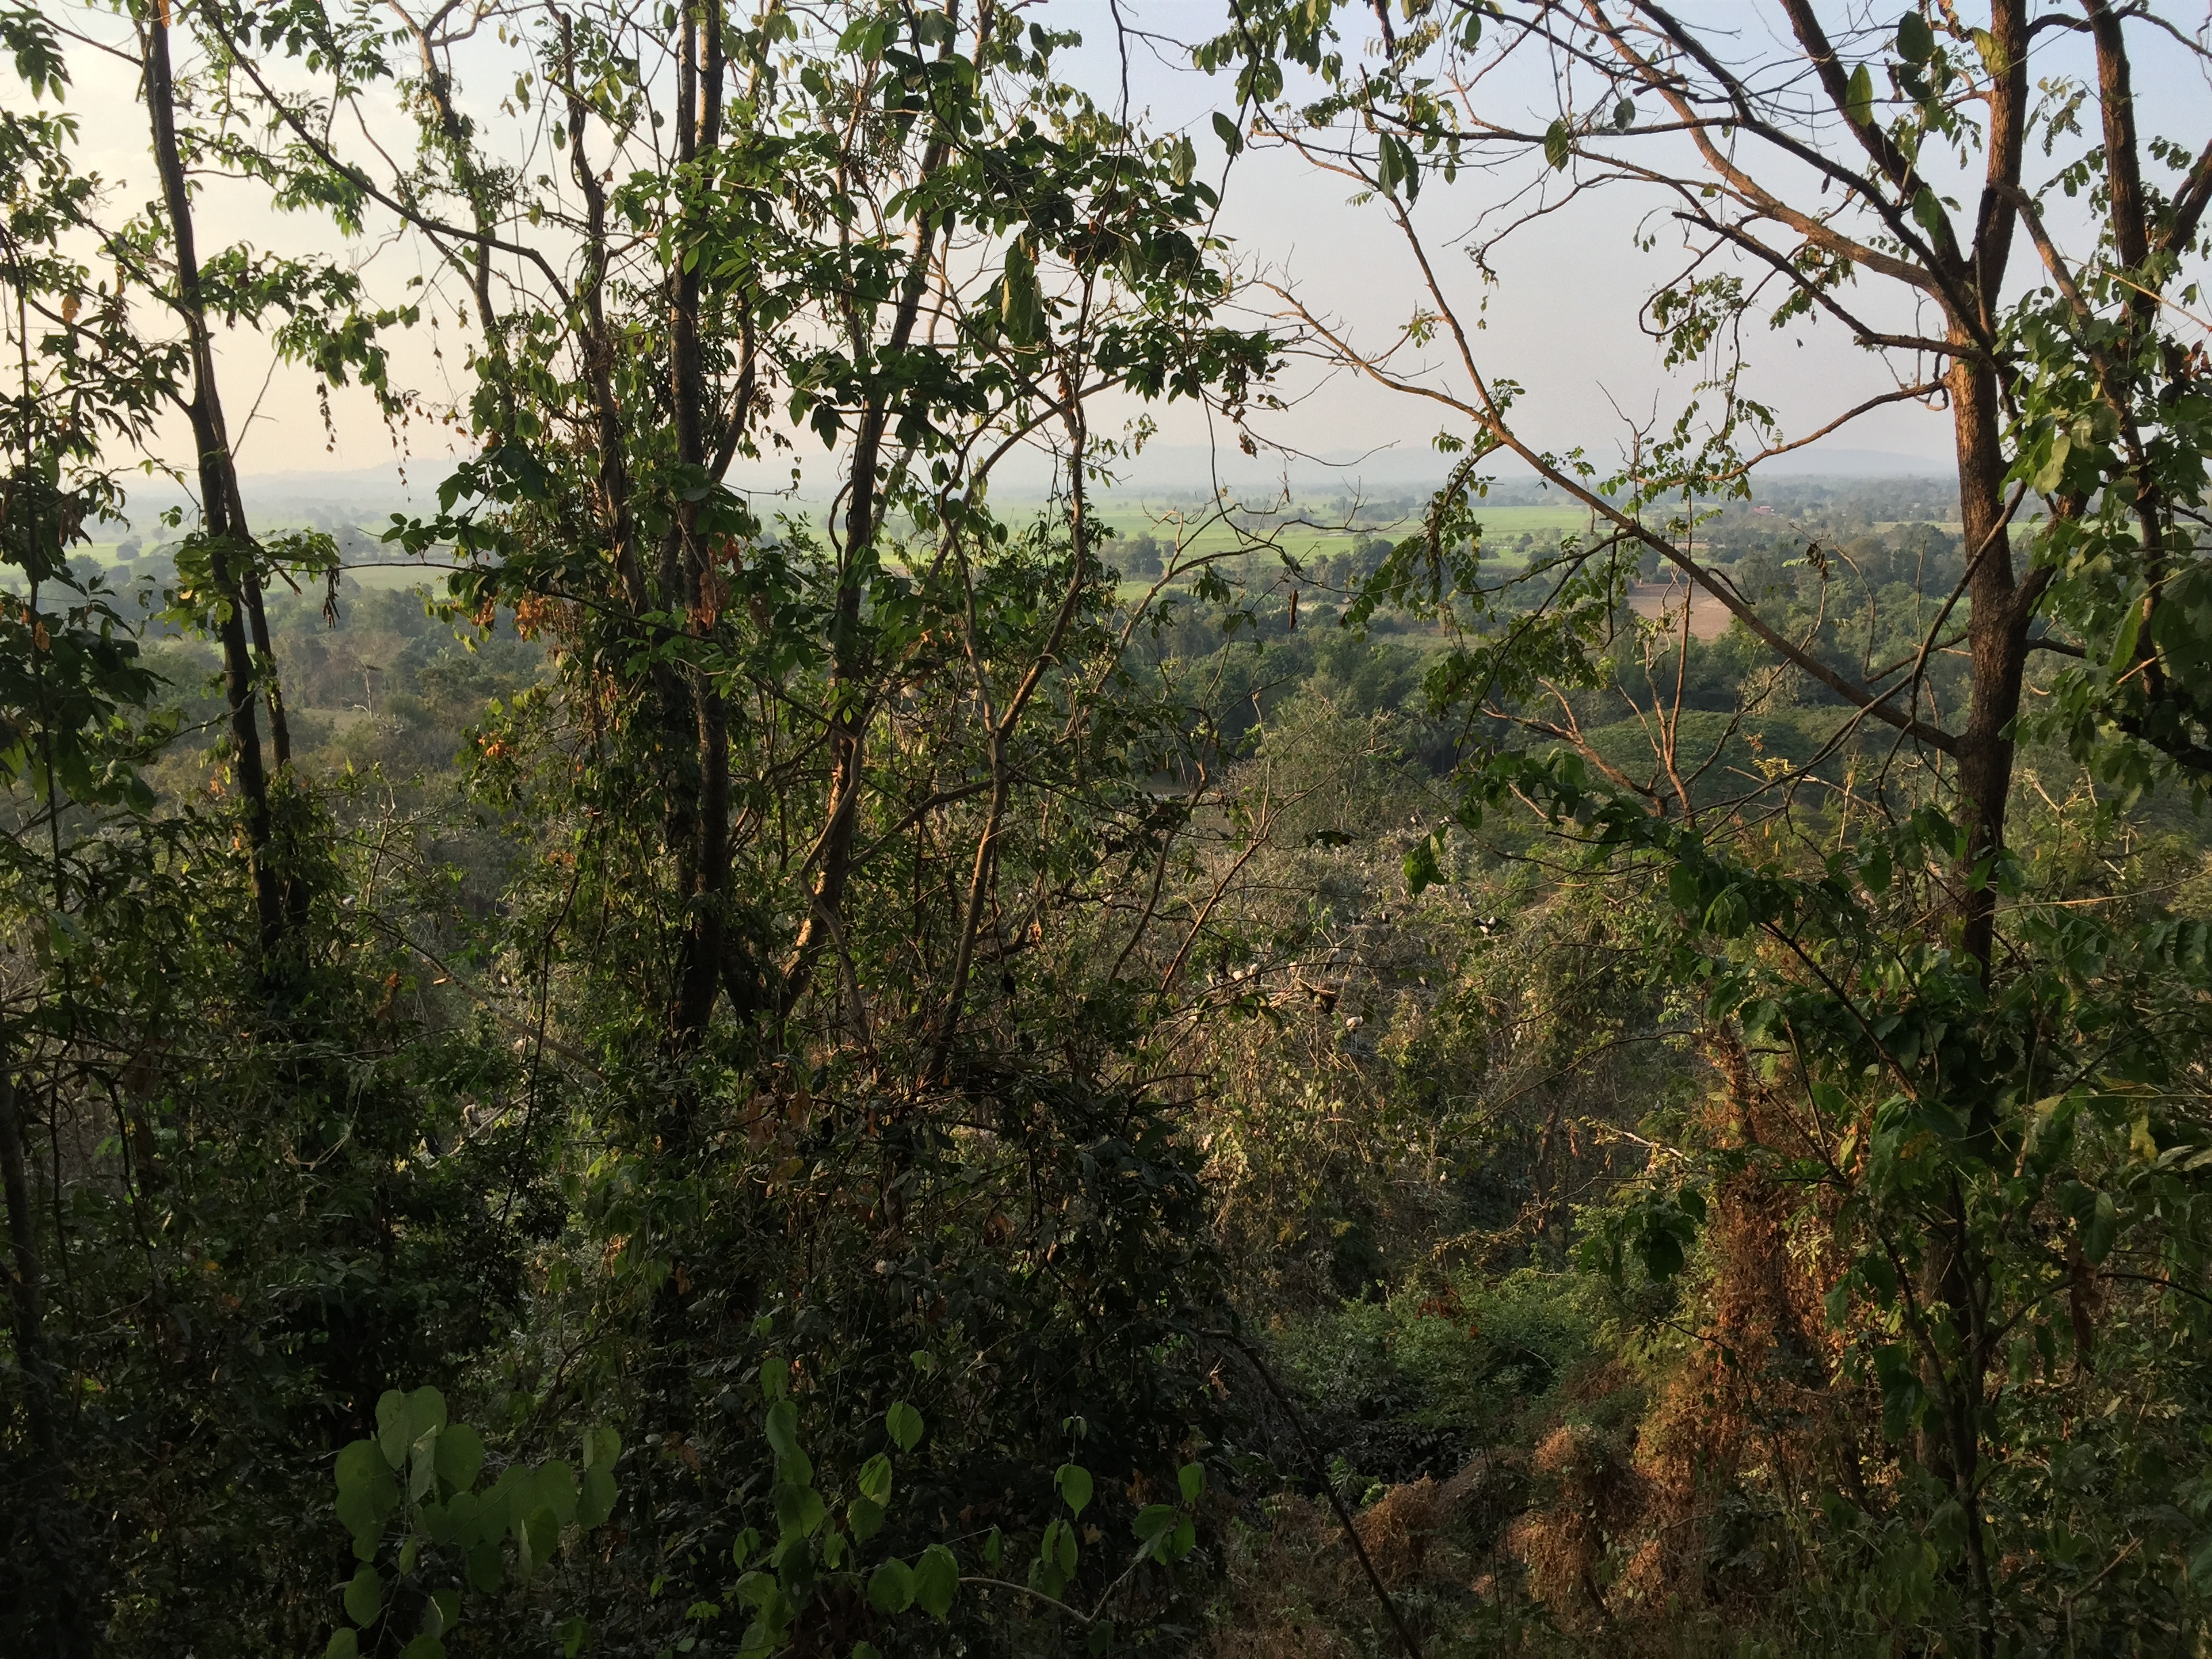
[49,0,2212,509]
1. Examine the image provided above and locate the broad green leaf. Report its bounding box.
[2106,590,2145,680]
[1402,835,1441,895]
[434,1422,485,1492]
[758,1357,789,1403]
[579,1465,617,1529]
[1178,1462,1204,1504]
[914,1544,959,1619]
[764,1399,801,1458]
[867,1558,915,1614]
[581,1425,621,1473]
[344,1567,383,1628]
[335,1439,387,1494]
[886,1401,924,1452]
[1212,110,1244,159]
[1897,10,1933,63]
[375,1391,410,1467]
[1543,119,1571,171]
[377,1387,447,1467]
[325,1631,359,1659]
[2081,1190,2119,1263]
[848,1496,885,1540]
[558,1616,590,1658]
[1055,1462,1093,1517]
[857,1452,893,1505]
[335,1452,398,1547]
[538,1460,579,1525]
[1845,62,1875,125]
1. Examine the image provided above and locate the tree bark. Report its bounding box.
[667,0,735,1053]
[144,7,285,957]
[1946,350,2024,975]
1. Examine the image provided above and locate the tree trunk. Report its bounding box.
[667,0,734,1054]
[144,9,285,957]
[1946,350,2024,975]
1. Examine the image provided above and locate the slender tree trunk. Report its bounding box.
[1947,351,2024,975]
[144,10,285,956]
[668,0,735,1052]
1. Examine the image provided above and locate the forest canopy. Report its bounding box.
[3,0,2212,1656]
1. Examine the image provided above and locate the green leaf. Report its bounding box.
[1088,1619,1118,1656]
[1000,243,1044,346]
[759,1356,790,1402]
[867,1558,916,1614]
[344,1567,384,1628]
[764,1399,801,1458]
[557,1616,590,1658]
[377,1387,447,1467]
[1178,1462,1204,1504]
[1897,10,1933,62]
[886,1401,925,1452]
[1543,119,1571,171]
[434,1422,485,1492]
[375,1392,412,1468]
[336,1439,387,1494]
[1212,110,1244,159]
[327,1630,361,1659]
[914,1544,959,1619]
[335,1450,398,1549]
[397,1639,445,1659]
[857,1452,893,1506]
[2034,430,2072,494]
[579,1465,617,1529]
[1403,835,1441,895]
[848,1496,886,1541]
[1056,1463,1094,1517]
[2080,1191,2119,1264]
[1134,1503,1178,1559]
[581,1425,621,1472]
[539,1460,579,1525]
[2106,590,2145,680]
[1845,62,1875,125]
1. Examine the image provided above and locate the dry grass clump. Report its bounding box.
[1507,1424,1649,1630]
[1212,1495,1365,1659]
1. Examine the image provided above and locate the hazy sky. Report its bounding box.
[56,0,2212,499]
